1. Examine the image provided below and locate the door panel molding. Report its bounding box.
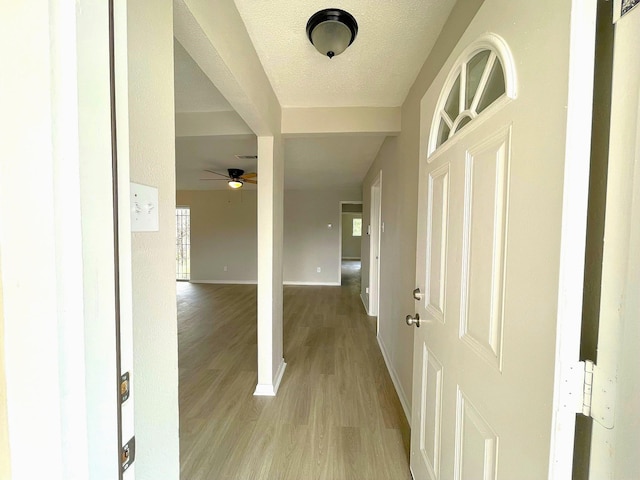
[454,387,499,480]
[459,126,511,372]
[419,345,444,480]
[425,164,451,324]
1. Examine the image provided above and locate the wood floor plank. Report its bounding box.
[178,261,411,479]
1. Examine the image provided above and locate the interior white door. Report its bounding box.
[409,1,597,479]
[589,3,640,478]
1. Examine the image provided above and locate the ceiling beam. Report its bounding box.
[281,107,401,136]
[173,0,281,136]
[175,111,253,137]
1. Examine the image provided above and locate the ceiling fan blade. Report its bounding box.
[203,169,230,179]
[244,179,258,184]
[240,172,257,179]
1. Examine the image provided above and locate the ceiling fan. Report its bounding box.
[200,168,257,189]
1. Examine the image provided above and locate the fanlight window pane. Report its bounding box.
[454,116,472,133]
[465,50,491,109]
[437,118,451,148]
[477,59,506,113]
[431,46,509,154]
[444,74,461,121]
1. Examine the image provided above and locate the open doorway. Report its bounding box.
[339,201,363,287]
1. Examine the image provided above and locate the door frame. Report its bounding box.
[588,5,640,477]
[369,171,382,327]
[338,201,364,284]
[1,2,124,478]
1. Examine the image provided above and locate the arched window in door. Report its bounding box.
[428,34,517,156]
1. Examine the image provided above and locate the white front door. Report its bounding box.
[589,3,640,477]
[409,1,597,478]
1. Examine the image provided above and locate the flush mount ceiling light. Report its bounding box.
[306,8,358,59]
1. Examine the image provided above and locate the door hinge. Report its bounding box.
[581,360,595,417]
[578,360,615,428]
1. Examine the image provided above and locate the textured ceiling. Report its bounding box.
[174,39,233,113]
[174,2,455,191]
[176,134,258,190]
[284,136,386,190]
[233,0,457,107]
[175,133,386,191]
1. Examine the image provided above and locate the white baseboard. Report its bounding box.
[377,335,411,423]
[253,360,287,396]
[190,279,257,285]
[360,293,371,315]
[193,280,342,287]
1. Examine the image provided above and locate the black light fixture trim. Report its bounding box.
[306,8,358,59]
[228,168,245,179]
[227,168,244,189]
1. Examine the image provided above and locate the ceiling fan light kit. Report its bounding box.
[200,168,257,189]
[306,8,358,59]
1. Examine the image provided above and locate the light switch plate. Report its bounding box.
[131,182,159,232]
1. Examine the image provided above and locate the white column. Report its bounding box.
[255,135,286,396]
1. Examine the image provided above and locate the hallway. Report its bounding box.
[177,261,411,479]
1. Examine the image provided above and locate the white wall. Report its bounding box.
[0,259,9,479]
[176,188,362,285]
[128,0,180,478]
[177,190,258,283]
[341,213,362,259]
[361,0,486,421]
[284,188,362,285]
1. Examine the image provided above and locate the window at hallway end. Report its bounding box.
[353,218,362,237]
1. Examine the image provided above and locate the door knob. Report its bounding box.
[413,287,423,301]
[406,313,421,327]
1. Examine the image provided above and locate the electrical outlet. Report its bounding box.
[316,267,321,273]
[223,266,228,272]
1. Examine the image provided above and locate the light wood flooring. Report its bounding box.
[177,261,411,479]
